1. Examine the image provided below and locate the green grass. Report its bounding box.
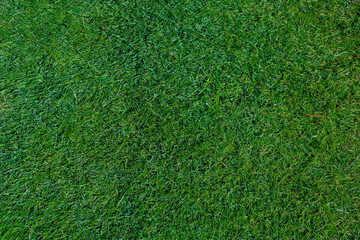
[1,0,360,238]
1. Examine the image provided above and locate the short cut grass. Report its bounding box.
[1,0,360,239]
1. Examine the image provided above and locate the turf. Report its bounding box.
[1,0,360,239]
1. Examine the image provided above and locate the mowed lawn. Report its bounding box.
[1,0,359,239]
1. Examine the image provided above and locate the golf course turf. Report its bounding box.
[1,0,359,238]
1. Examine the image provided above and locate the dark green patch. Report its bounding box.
[1,0,359,239]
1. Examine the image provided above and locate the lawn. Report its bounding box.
[1,0,359,239]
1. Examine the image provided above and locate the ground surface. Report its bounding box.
[1,0,360,239]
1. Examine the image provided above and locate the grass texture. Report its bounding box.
[1,0,360,239]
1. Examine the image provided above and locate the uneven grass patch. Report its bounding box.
[1,0,359,238]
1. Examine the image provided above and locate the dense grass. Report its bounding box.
[1,0,359,238]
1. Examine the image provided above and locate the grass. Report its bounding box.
[0,0,359,238]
